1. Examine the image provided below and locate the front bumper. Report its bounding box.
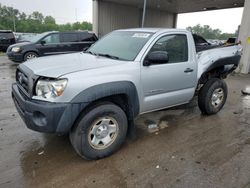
[12,83,87,133]
[7,51,23,62]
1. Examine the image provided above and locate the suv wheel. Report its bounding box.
[70,102,128,160]
[198,78,228,115]
[24,52,38,61]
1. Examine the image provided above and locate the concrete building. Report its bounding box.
[237,0,250,73]
[93,0,250,73]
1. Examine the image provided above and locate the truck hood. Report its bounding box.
[22,52,126,78]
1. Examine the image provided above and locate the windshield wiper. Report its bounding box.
[84,51,97,56]
[84,51,127,61]
[96,53,123,60]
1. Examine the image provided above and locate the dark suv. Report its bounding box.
[0,30,16,52]
[7,31,97,62]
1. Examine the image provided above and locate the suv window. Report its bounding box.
[79,33,96,42]
[0,32,14,39]
[150,34,188,63]
[61,33,78,43]
[43,33,60,44]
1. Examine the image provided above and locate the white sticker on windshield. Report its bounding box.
[132,33,150,38]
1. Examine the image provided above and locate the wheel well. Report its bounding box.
[196,66,227,94]
[199,66,226,85]
[71,94,134,136]
[24,51,39,58]
[88,94,131,119]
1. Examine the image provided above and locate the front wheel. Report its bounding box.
[24,52,38,61]
[198,78,228,115]
[70,102,128,160]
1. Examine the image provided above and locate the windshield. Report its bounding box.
[87,31,153,61]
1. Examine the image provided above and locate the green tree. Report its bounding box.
[0,3,92,33]
[43,16,58,31]
[186,24,236,40]
[58,23,72,32]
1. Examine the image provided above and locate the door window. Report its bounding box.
[43,34,60,44]
[61,33,78,43]
[79,33,96,41]
[149,34,188,63]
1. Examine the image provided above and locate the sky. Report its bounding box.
[177,7,243,33]
[0,0,244,33]
[0,0,93,23]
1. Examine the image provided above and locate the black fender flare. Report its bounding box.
[71,81,140,118]
[199,55,241,83]
[206,55,241,73]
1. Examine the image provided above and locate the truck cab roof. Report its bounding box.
[118,28,189,34]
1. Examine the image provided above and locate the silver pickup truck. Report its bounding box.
[12,28,242,159]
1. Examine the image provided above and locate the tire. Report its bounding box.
[198,78,228,115]
[24,52,38,61]
[69,102,128,160]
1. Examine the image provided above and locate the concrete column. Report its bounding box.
[238,0,250,74]
[92,0,99,36]
[173,14,178,28]
[141,0,147,27]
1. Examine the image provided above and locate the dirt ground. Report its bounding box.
[0,55,250,188]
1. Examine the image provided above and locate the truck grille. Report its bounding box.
[16,69,30,95]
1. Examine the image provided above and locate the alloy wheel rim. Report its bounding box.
[211,88,224,108]
[26,54,37,60]
[88,117,119,150]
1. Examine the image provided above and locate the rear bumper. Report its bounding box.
[12,83,88,133]
[0,45,9,51]
[7,51,23,62]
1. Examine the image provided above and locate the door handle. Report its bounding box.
[184,68,194,73]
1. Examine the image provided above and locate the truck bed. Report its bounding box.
[197,45,242,78]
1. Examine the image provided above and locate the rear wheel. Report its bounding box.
[198,78,228,115]
[70,102,128,160]
[24,52,38,61]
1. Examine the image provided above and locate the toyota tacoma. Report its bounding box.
[12,28,242,160]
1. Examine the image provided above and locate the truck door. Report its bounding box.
[141,33,197,113]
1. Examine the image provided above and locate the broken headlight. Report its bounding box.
[35,78,68,99]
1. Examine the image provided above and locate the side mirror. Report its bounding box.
[40,40,46,45]
[144,51,169,66]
